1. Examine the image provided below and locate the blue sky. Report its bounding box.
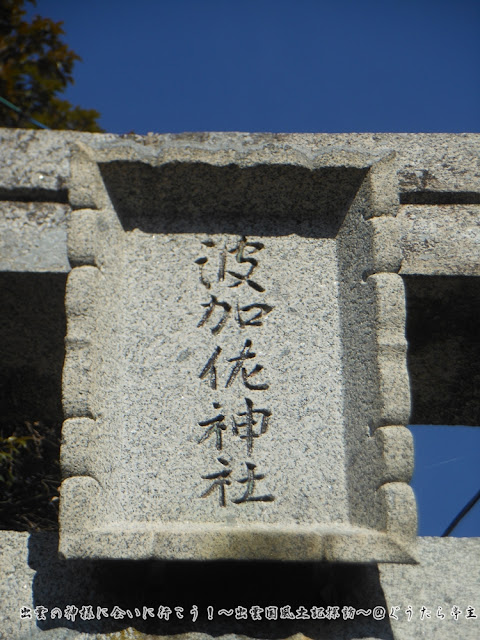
[29,0,479,536]
[30,0,480,134]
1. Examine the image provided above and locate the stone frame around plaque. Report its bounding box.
[59,140,416,562]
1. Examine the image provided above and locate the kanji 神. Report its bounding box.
[197,402,227,450]
[226,339,268,390]
[200,457,232,507]
[64,605,79,622]
[233,461,274,504]
[232,397,271,456]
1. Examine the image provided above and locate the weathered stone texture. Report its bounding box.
[0,202,69,272]
[0,129,479,639]
[1,532,478,640]
[56,141,415,562]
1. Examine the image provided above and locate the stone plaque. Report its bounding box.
[59,141,416,562]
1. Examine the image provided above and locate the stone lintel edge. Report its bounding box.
[69,138,398,175]
[58,524,416,563]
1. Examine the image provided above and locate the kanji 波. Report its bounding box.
[197,402,227,450]
[226,236,265,292]
[233,461,274,504]
[195,239,228,289]
[195,236,265,292]
[200,457,232,507]
[232,397,271,456]
[197,295,231,335]
[226,339,268,390]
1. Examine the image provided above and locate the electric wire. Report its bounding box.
[442,488,480,536]
[0,95,50,129]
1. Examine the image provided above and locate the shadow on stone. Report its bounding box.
[0,272,66,427]
[99,162,367,239]
[28,533,394,638]
[404,275,480,426]
[0,272,66,531]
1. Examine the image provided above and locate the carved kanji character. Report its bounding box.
[236,302,273,328]
[197,402,227,450]
[199,346,222,389]
[227,236,265,292]
[232,397,271,456]
[233,461,274,504]
[200,457,232,507]
[226,339,268,390]
[197,295,232,335]
[195,239,228,289]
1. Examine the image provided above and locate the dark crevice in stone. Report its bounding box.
[0,188,68,204]
[404,275,480,426]
[400,191,480,205]
[0,272,66,531]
